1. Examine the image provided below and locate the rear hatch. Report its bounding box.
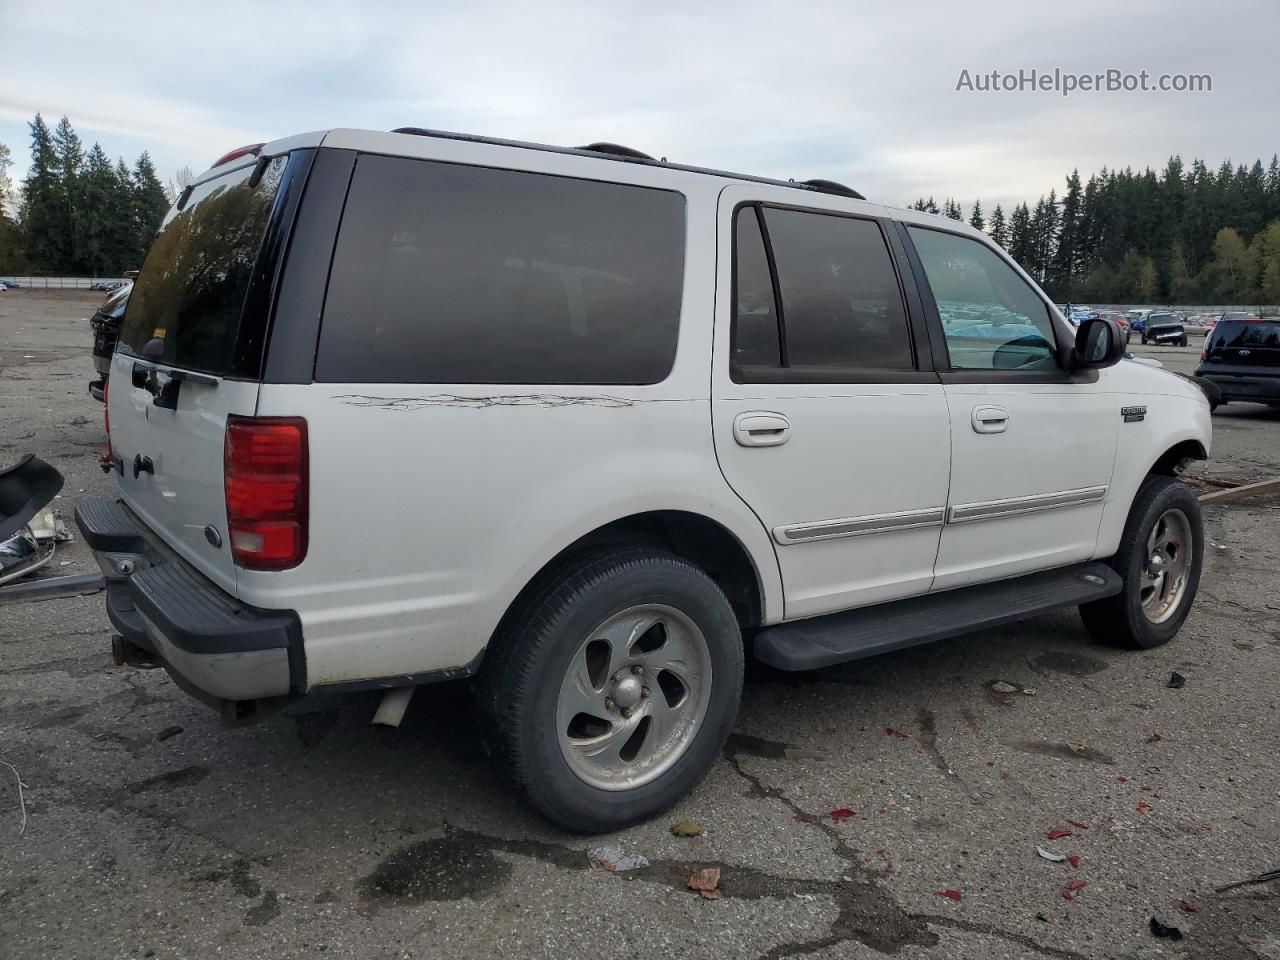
[108,151,302,594]
[1201,320,1280,371]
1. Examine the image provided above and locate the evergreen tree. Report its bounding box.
[19,114,62,271]
[113,158,141,270]
[968,199,984,231]
[988,204,1008,248]
[0,142,23,272]
[1048,171,1083,297]
[1257,221,1280,305]
[944,198,964,221]
[80,144,120,275]
[52,116,85,272]
[132,151,170,247]
[1009,203,1033,270]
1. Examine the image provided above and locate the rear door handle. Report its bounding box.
[971,405,1009,434]
[733,412,790,447]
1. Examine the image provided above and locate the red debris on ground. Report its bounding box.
[1148,730,1163,742]
[1046,829,1073,840]
[1137,800,1154,814]
[1066,820,1089,830]
[829,807,855,823]
[1068,879,1088,892]
[934,890,962,901]
[885,727,910,738]
[1062,891,1075,901]
[1117,776,1128,784]
[1068,856,1081,869]
[1179,900,1200,913]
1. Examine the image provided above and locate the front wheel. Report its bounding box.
[475,547,744,832]
[1080,476,1203,649]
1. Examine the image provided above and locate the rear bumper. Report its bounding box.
[75,498,303,706]
[1195,372,1280,403]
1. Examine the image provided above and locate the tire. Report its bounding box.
[1179,336,1188,347]
[1080,475,1203,649]
[475,547,744,832]
[1125,331,1132,344]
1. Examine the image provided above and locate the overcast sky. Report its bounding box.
[2,0,1276,215]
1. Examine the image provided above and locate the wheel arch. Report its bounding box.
[1147,438,1208,477]
[499,509,770,637]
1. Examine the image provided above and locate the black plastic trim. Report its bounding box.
[0,454,64,542]
[755,561,1123,671]
[74,499,147,553]
[261,149,358,384]
[310,650,485,694]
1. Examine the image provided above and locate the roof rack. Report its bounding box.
[802,178,866,201]
[575,142,655,161]
[389,127,867,202]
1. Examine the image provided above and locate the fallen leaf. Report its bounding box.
[1137,800,1153,814]
[1066,820,1089,830]
[1062,891,1075,901]
[934,889,962,901]
[885,727,909,738]
[1068,856,1081,869]
[687,867,721,900]
[671,820,704,838]
[1178,900,1199,913]
[1046,829,1073,840]
[1117,776,1128,784]
[829,807,855,823]
[1037,846,1067,862]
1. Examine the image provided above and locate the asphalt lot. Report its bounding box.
[2,290,1278,960]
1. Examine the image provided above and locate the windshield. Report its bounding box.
[119,156,286,376]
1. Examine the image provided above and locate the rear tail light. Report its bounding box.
[224,416,308,570]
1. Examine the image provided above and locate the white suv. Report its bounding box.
[75,128,1211,831]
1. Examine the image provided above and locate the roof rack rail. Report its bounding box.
[802,179,865,201]
[575,142,655,161]
[388,127,870,202]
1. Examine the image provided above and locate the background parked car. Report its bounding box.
[1138,312,1188,346]
[1195,316,1280,410]
[88,281,132,402]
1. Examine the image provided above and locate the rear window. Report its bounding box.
[1215,321,1280,347]
[119,157,287,376]
[315,155,686,385]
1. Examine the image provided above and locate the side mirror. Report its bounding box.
[1073,317,1125,370]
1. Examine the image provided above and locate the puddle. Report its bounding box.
[125,764,209,794]
[1031,651,1109,676]
[359,837,513,904]
[726,732,825,761]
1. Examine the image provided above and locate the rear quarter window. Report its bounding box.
[315,156,686,385]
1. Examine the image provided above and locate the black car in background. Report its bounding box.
[1195,317,1280,411]
[88,282,132,401]
[1137,312,1188,346]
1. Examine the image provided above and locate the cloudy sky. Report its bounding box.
[2,0,1276,215]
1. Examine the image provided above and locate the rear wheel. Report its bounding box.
[1179,335,1188,347]
[1080,476,1203,649]
[476,547,744,832]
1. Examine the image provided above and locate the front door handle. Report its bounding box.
[971,405,1009,434]
[733,411,791,447]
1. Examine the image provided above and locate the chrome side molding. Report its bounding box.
[947,485,1108,524]
[773,507,946,545]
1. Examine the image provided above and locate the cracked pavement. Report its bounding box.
[2,292,1278,959]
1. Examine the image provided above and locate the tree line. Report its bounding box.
[912,155,1280,305]
[0,114,173,276]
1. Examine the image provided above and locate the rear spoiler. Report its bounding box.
[0,455,64,541]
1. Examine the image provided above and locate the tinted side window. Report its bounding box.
[121,157,287,376]
[732,206,780,368]
[764,208,913,370]
[908,227,1058,371]
[316,156,686,385]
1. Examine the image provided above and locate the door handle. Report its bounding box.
[971,405,1009,434]
[733,412,790,447]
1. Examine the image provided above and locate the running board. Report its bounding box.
[754,562,1122,671]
